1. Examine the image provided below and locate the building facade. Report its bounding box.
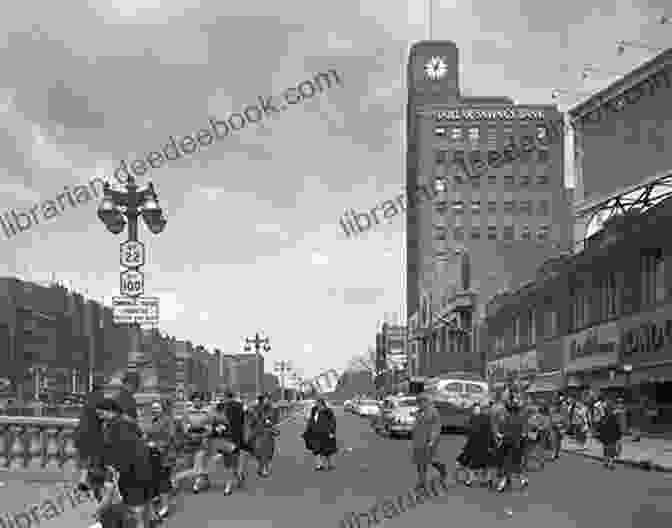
[483,196,672,430]
[571,48,671,249]
[406,40,572,380]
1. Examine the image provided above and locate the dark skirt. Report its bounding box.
[501,440,525,474]
[460,430,495,470]
[303,431,337,456]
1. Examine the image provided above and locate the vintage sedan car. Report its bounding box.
[378,396,418,437]
[356,399,381,418]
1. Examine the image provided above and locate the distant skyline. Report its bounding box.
[1,1,669,378]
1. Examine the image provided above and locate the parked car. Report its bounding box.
[374,396,417,437]
[357,399,381,418]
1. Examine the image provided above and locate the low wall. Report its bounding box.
[0,402,301,483]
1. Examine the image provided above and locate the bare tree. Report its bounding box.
[347,346,376,375]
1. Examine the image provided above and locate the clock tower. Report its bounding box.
[407,40,460,105]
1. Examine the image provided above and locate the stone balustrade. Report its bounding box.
[0,416,80,482]
[0,402,303,482]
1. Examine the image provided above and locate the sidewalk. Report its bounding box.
[562,435,672,472]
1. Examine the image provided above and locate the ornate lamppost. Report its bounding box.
[244,332,271,398]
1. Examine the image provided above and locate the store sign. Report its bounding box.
[564,321,619,372]
[620,303,672,363]
[435,107,546,121]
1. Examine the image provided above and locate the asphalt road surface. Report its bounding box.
[167,405,672,528]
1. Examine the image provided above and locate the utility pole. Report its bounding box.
[244,332,271,398]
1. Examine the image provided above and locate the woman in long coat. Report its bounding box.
[458,403,495,486]
[303,398,337,470]
[597,401,623,469]
[249,394,279,477]
[411,393,447,487]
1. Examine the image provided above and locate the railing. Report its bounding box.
[0,401,303,482]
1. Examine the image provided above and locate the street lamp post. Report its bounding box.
[97,174,166,378]
[244,332,271,399]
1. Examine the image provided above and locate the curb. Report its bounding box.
[561,446,672,473]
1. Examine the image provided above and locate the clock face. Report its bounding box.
[424,56,448,80]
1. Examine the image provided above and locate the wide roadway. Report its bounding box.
[167,405,672,528]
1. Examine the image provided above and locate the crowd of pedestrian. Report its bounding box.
[407,385,630,493]
[72,374,288,528]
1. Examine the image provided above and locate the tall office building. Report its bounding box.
[406,41,572,378]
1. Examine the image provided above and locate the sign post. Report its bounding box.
[114,239,159,326]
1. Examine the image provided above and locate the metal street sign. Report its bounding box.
[112,296,159,325]
[120,270,144,297]
[120,240,145,268]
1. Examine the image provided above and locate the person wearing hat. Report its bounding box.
[249,393,279,477]
[303,397,337,470]
[411,393,447,487]
[96,397,155,527]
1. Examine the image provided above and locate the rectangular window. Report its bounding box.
[435,127,447,137]
[528,309,536,345]
[641,249,666,306]
[468,127,480,143]
[470,174,481,188]
[471,226,481,240]
[453,200,464,214]
[454,226,464,241]
[488,172,497,185]
[488,200,497,214]
[537,224,550,241]
[495,335,505,356]
[451,128,462,141]
[487,225,498,240]
[519,200,532,215]
[520,174,530,186]
[536,172,549,185]
[599,271,620,320]
[471,200,481,214]
[544,310,557,338]
[537,200,550,216]
[503,225,514,240]
[487,126,498,148]
[435,150,446,164]
[504,174,514,186]
[513,317,520,346]
[503,200,515,214]
[520,225,531,240]
[538,149,550,164]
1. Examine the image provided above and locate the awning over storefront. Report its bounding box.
[629,362,672,384]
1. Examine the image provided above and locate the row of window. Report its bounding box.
[442,172,551,187]
[436,148,551,166]
[435,125,548,143]
[447,199,551,216]
[493,249,668,349]
[435,224,552,242]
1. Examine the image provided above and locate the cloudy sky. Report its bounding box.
[1,0,669,380]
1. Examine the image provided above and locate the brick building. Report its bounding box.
[406,40,572,380]
[484,195,672,430]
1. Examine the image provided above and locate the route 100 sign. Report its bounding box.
[120,270,144,297]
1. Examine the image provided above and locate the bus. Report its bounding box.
[425,373,490,431]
